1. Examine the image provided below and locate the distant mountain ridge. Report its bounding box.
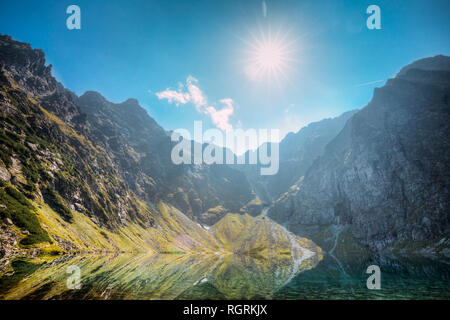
[237,109,358,203]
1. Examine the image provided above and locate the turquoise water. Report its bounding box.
[273,255,450,300]
[0,253,449,300]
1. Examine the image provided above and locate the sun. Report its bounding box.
[243,27,296,85]
[256,42,283,68]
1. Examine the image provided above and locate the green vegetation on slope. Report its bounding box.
[0,185,51,245]
[42,186,73,222]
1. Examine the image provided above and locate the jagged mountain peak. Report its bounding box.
[79,90,108,103]
[0,34,58,97]
[79,91,149,118]
[397,55,450,77]
[77,90,166,145]
[122,97,139,105]
[0,34,46,73]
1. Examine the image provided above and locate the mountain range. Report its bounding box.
[0,34,449,270]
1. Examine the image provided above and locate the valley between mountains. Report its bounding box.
[0,34,449,279]
[0,34,322,272]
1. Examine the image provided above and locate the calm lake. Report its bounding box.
[1,251,449,299]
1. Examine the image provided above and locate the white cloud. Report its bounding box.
[205,99,234,131]
[155,90,190,105]
[186,76,207,111]
[155,76,234,131]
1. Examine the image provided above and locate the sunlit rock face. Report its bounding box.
[269,56,450,255]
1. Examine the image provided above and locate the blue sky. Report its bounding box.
[1,0,449,151]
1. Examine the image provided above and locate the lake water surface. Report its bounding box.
[1,251,449,299]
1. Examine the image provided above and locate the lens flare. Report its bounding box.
[243,27,297,85]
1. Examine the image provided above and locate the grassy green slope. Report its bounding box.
[211,212,322,259]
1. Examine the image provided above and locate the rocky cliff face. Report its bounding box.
[269,55,450,256]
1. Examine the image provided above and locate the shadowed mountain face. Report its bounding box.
[269,55,450,256]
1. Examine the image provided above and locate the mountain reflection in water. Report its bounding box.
[0,251,321,300]
[0,252,449,300]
